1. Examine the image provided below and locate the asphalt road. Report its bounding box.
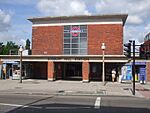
[0,94,149,113]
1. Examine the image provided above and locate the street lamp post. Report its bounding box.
[101,43,106,84]
[19,46,23,83]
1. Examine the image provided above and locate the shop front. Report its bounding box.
[0,55,130,82]
[121,62,146,83]
[0,61,33,80]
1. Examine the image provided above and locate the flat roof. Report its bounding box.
[28,14,128,26]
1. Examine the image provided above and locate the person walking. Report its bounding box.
[112,69,116,82]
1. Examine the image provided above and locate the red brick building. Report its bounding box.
[27,14,128,82]
[1,14,150,82]
[143,32,150,81]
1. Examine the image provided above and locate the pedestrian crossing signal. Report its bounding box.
[124,43,131,58]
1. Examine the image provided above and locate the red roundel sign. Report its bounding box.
[70,26,81,37]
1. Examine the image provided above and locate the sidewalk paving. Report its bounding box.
[136,82,150,99]
[0,79,149,99]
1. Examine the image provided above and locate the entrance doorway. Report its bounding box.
[90,63,102,81]
[55,62,82,80]
[105,63,122,81]
[64,62,82,80]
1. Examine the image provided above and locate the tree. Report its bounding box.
[0,42,4,54]
[25,39,30,50]
[0,41,19,55]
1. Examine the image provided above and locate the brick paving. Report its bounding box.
[136,83,150,99]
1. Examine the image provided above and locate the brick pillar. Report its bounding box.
[0,60,2,65]
[48,61,55,81]
[82,61,89,83]
[146,62,150,82]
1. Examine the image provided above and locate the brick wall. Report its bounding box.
[146,62,150,82]
[88,24,123,55]
[32,24,123,55]
[82,61,89,82]
[32,26,63,55]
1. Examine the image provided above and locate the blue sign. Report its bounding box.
[126,62,146,66]
[139,67,146,81]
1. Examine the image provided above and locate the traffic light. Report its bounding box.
[139,44,145,58]
[124,43,131,58]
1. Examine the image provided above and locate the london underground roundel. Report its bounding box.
[70,26,81,37]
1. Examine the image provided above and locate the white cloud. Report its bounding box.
[0,9,11,32]
[0,9,26,46]
[124,26,144,44]
[145,22,150,34]
[127,15,143,25]
[0,33,26,46]
[37,0,90,16]
[95,0,150,25]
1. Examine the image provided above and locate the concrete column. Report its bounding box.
[82,61,89,83]
[146,62,150,82]
[48,61,55,81]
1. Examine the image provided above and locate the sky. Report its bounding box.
[0,0,150,46]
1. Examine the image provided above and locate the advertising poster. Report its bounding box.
[122,65,132,81]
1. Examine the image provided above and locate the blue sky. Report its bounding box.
[0,0,150,46]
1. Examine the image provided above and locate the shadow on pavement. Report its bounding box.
[136,88,150,92]
[5,103,150,113]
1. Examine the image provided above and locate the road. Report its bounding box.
[0,93,149,113]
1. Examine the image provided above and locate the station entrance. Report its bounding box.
[54,62,123,81]
[55,62,82,80]
[89,62,123,81]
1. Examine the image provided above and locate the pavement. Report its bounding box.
[0,79,150,99]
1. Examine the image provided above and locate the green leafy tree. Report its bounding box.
[1,41,19,55]
[25,39,30,50]
[0,42,4,54]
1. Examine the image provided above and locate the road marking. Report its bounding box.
[94,97,101,109]
[0,103,91,109]
[0,103,28,108]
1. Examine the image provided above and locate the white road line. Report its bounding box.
[0,103,41,109]
[0,103,28,108]
[94,97,101,109]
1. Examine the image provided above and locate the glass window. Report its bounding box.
[64,26,70,30]
[80,42,87,48]
[64,33,70,37]
[64,30,70,33]
[81,29,87,33]
[64,44,70,48]
[64,37,70,39]
[64,49,70,54]
[72,49,78,54]
[63,25,87,55]
[80,25,87,30]
[72,44,79,48]
[80,49,87,55]
[64,39,70,43]
[80,38,87,43]
[80,33,87,37]
[72,38,78,43]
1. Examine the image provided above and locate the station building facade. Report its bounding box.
[28,14,128,82]
[1,14,150,82]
